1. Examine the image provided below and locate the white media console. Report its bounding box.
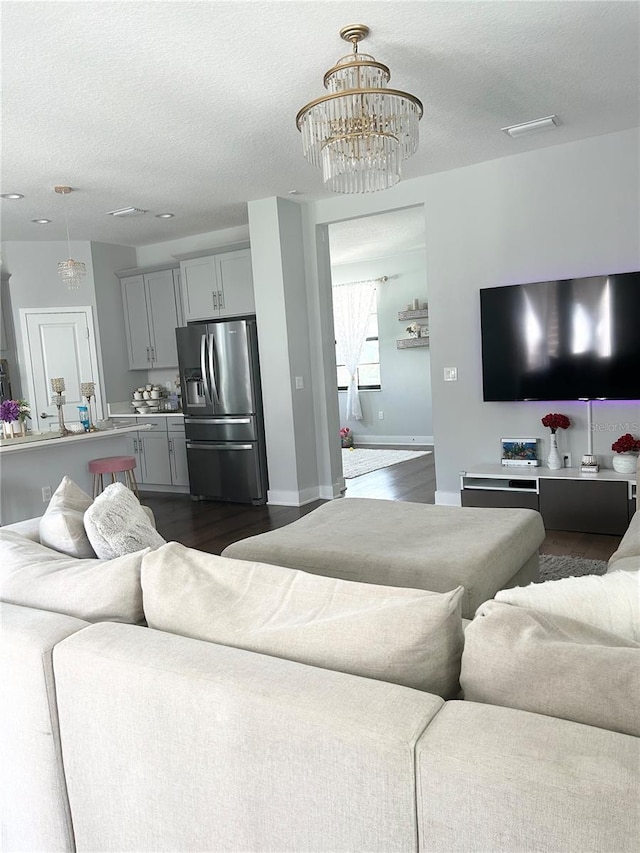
[460,464,637,535]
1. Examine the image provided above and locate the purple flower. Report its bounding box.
[0,399,20,423]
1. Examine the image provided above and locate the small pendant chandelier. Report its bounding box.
[54,185,86,290]
[296,24,423,194]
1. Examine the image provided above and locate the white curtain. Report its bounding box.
[333,280,377,421]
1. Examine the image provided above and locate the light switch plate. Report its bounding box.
[295,376,304,390]
[444,367,458,382]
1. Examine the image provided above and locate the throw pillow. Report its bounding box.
[0,528,146,623]
[461,599,640,737]
[39,476,96,559]
[84,483,165,560]
[495,569,639,643]
[141,543,465,698]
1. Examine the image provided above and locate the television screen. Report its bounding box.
[480,272,640,401]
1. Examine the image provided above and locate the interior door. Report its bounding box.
[21,308,103,428]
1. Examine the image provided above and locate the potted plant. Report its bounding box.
[541,413,571,470]
[611,433,640,474]
[340,426,354,449]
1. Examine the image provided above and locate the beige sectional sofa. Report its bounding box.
[1,464,639,853]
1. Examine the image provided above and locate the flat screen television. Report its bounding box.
[480,271,640,401]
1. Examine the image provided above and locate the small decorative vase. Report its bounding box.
[2,421,13,439]
[612,453,638,474]
[547,432,562,470]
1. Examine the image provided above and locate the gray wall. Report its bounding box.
[308,128,640,503]
[1,240,138,420]
[331,251,432,445]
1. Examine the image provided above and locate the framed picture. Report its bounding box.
[500,437,540,466]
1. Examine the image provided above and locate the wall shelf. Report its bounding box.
[398,309,429,321]
[397,337,430,349]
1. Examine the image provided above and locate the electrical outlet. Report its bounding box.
[563,453,572,468]
[378,410,384,420]
[295,376,304,390]
[41,485,52,502]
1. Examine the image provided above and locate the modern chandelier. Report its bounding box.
[54,185,86,290]
[296,24,423,194]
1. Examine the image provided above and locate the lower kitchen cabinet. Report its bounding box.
[118,417,188,491]
[168,424,189,487]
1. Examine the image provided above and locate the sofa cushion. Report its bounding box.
[608,509,640,565]
[84,483,165,560]
[39,476,96,559]
[0,528,147,623]
[141,542,465,698]
[460,600,640,737]
[495,568,639,643]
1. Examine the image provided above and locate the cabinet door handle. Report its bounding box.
[218,290,224,309]
[150,346,155,362]
[133,438,138,452]
[146,347,151,362]
[168,438,173,452]
[212,291,218,310]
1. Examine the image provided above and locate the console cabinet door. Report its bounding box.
[180,256,219,321]
[216,249,255,317]
[539,478,629,535]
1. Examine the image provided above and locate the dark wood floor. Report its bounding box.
[141,448,621,561]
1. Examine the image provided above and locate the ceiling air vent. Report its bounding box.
[106,207,147,217]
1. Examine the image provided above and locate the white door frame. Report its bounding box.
[19,306,104,429]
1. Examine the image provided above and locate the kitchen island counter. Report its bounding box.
[0,423,151,455]
[1,424,152,525]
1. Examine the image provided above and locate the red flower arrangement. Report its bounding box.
[541,413,571,434]
[611,433,640,454]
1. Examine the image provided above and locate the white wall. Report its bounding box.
[304,129,640,503]
[135,224,250,267]
[331,250,432,445]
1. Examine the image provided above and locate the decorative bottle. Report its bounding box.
[547,432,562,470]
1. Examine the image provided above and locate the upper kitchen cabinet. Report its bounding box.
[179,247,254,321]
[119,267,183,370]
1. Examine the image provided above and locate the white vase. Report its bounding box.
[547,432,562,470]
[612,453,638,474]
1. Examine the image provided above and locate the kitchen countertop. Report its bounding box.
[0,423,151,455]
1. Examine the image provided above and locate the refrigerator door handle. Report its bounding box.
[186,442,253,451]
[208,333,220,406]
[200,333,212,404]
[184,416,251,425]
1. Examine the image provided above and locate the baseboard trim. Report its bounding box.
[351,434,433,447]
[435,490,461,506]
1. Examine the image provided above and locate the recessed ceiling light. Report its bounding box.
[105,206,146,217]
[32,218,51,224]
[287,189,300,195]
[501,115,561,138]
[155,213,174,219]
[1,193,24,199]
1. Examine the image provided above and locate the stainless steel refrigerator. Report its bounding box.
[176,318,268,504]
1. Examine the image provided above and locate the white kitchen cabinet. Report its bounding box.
[122,417,187,488]
[179,248,254,321]
[168,422,189,487]
[121,268,182,370]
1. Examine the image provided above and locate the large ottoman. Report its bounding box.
[222,499,545,619]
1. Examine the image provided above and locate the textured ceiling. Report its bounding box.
[1,1,639,247]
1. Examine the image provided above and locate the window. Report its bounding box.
[336,305,381,390]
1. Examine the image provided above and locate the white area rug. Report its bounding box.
[342,448,431,479]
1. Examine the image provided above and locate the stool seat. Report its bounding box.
[88,455,139,497]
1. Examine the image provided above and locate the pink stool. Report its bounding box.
[88,455,139,498]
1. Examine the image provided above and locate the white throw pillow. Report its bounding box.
[0,528,146,623]
[495,569,640,643]
[84,483,165,560]
[142,543,465,698]
[39,476,96,559]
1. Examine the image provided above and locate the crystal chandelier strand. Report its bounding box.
[296,24,422,194]
[55,186,87,290]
